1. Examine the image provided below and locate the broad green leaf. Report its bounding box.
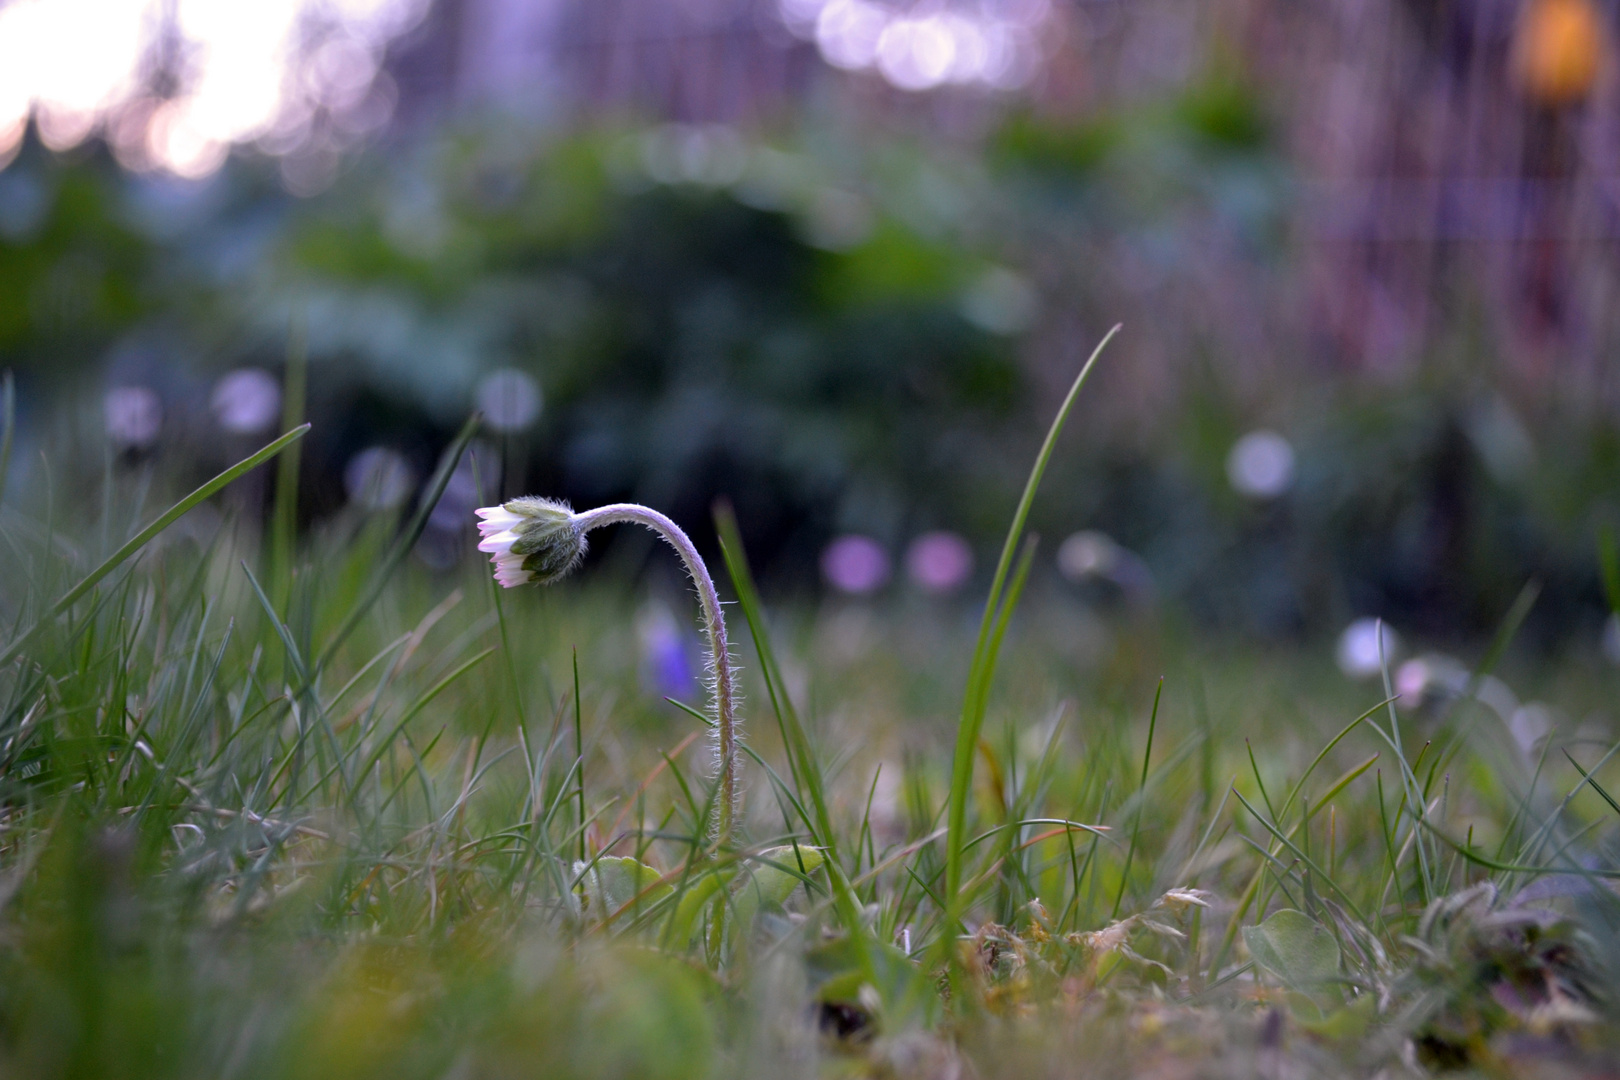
[730,845,826,944]
[666,868,731,947]
[578,857,673,920]
[743,845,825,907]
[1242,908,1340,995]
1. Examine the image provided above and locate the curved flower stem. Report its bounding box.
[571,504,739,844]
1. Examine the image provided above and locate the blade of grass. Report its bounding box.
[351,648,495,786]
[574,648,586,864]
[713,502,835,859]
[857,764,883,878]
[1426,819,1620,879]
[1599,526,1620,615]
[710,502,886,993]
[0,424,311,670]
[314,413,481,676]
[1377,622,1434,903]
[1111,676,1163,919]
[1562,751,1620,818]
[945,325,1119,910]
[1230,787,1369,926]
[963,819,1112,852]
[0,371,14,511]
[1434,580,1541,778]
[1209,700,1392,976]
[1245,740,1278,821]
[471,451,530,767]
[964,537,1040,764]
[1516,736,1620,870]
[271,330,306,609]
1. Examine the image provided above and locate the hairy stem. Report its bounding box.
[572,504,739,843]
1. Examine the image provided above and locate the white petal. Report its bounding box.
[494,566,532,587]
[475,506,522,533]
[477,530,519,554]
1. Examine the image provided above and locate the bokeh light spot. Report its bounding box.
[345,446,414,510]
[905,531,973,593]
[1226,430,1295,499]
[822,534,891,595]
[961,266,1037,334]
[210,368,282,435]
[476,369,543,434]
[1336,618,1399,680]
[104,385,162,450]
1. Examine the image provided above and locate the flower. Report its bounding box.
[473,495,743,842]
[904,531,973,594]
[475,497,586,588]
[474,505,529,587]
[1154,887,1214,915]
[820,534,889,595]
[105,386,162,450]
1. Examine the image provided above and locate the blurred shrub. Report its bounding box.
[0,108,1616,643]
[251,127,1026,577]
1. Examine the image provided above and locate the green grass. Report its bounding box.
[1,405,1619,1077]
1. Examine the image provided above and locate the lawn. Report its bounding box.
[1,375,1617,1079]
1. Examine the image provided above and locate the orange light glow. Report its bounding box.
[1514,0,1606,106]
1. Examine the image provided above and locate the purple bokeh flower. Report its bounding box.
[821,534,890,595]
[637,602,697,700]
[210,367,281,434]
[104,386,162,450]
[904,530,972,594]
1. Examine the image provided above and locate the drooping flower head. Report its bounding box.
[476,496,587,588]
[474,495,743,844]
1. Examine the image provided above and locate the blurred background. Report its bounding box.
[2,0,1619,662]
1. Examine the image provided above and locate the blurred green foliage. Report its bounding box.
[0,99,1617,644]
[0,815,719,1080]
